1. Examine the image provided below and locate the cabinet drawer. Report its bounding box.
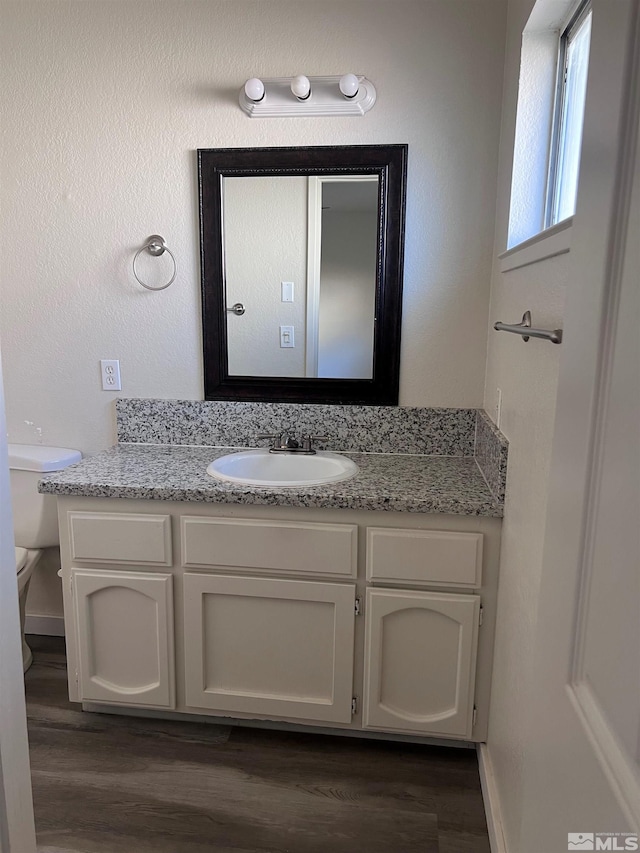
[67,511,172,566]
[181,517,357,578]
[366,528,482,588]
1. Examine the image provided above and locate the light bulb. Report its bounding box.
[244,78,265,102]
[291,75,311,100]
[339,74,360,99]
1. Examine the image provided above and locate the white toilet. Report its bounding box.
[9,444,82,671]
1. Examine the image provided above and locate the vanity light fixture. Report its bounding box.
[291,74,311,101]
[244,77,265,102]
[339,73,360,99]
[239,75,376,118]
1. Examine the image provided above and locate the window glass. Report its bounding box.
[548,6,592,225]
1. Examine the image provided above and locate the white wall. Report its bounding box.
[482,0,567,847]
[0,0,506,453]
[224,176,308,377]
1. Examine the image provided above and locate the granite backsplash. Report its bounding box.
[115,399,508,505]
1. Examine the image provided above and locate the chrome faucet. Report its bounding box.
[257,432,328,455]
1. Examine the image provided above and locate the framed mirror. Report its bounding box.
[198,145,407,404]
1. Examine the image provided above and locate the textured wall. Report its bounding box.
[0,0,506,453]
[482,0,567,846]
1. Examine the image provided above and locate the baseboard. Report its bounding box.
[24,614,65,637]
[477,743,508,853]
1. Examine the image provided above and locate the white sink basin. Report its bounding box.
[207,449,358,488]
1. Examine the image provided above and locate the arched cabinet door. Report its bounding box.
[363,588,480,738]
[72,569,175,708]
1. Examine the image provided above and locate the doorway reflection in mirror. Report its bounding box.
[223,174,379,380]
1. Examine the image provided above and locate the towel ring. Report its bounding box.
[133,235,177,291]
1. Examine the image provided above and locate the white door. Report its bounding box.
[73,569,175,708]
[306,175,379,379]
[183,573,356,723]
[521,3,640,850]
[363,588,480,738]
[0,346,36,853]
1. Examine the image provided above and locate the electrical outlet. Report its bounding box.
[100,359,121,391]
[495,388,502,428]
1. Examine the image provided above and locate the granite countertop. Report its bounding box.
[39,444,503,517]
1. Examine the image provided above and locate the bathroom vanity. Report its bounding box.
[40,400,507,744]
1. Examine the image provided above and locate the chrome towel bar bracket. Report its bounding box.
[494,311,563,344]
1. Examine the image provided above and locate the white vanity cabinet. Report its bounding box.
[64,509,176,709]
[362,527,483,738]
[180,515,358,723]
[57,497,500,743]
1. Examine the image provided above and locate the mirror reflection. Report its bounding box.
[223,175,379,380]
[198,145,407,405]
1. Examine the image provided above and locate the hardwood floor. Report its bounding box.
[25,636,490,853]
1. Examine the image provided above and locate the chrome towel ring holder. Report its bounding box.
[133,235,177,291]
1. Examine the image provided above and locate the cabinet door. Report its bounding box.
[184,573,355,723]
[72,569,174,708]
[363,588,480,738]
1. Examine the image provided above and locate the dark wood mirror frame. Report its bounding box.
[198,144,407,404]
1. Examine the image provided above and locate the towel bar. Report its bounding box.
[494,311,562,344]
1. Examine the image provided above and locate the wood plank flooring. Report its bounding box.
[25,636,490,853]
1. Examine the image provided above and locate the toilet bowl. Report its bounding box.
[15,546,41,670]
[9,444,82,672]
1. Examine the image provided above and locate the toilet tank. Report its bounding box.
[9,444,82,549]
